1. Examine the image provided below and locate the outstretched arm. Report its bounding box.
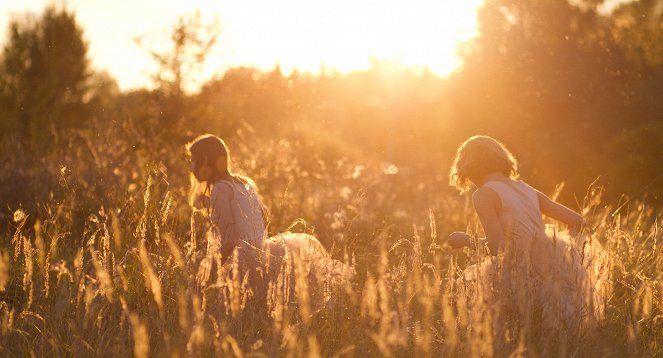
[536,191,585,234]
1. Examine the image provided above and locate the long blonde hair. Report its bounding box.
[449,135,519,192]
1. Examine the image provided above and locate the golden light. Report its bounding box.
[0,0,484,90]
[218,0,483,77]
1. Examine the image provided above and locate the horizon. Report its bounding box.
[0,0,483,92]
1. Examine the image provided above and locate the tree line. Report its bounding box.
[1,0,663,213]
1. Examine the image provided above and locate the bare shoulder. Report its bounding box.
[472,186,501,212]
[518,181,549,206]
[532,186,554,207]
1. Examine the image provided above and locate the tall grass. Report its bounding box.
[0,125,661,356]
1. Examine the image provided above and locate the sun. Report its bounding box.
[0,0,483,90]
[214,0,483,77]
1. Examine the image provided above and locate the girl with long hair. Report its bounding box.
[186,134,351,301]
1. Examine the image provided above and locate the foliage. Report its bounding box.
[138,11,219,97]
[0,7,91,144]
[1,1,663,356]
[448,0,663,201]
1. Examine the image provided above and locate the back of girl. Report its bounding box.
[210,178,266,254]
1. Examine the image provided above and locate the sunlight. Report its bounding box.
[0,0,483,90]
[218,0,483,77]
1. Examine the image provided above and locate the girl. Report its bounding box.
[186,134,351,299]
[447,135,609,331]
[187,134,267,264]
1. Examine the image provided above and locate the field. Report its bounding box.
[3,2,663,356]
[0,125,661,357]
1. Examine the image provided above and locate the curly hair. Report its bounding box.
[449,135,519,192]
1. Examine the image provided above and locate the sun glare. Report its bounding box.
[218,0,483,77]
[0,0,483,90]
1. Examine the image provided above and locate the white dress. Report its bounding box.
[210,179,352,305]
[210,179,266,252]
[466,180,610,331]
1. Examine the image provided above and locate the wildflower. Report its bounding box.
[13,209,26,223]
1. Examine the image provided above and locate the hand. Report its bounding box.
[193,194,210,210]
[448,231,472,249]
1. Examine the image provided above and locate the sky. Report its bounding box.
[0,0,484,92]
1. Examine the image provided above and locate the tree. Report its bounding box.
[0,6,91,143]
[135,12,220,139]
[137,12,219,97]
[448,0,633,197]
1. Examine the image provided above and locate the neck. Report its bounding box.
[476,172,508,187]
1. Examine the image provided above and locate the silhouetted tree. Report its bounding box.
[449,0,638,198]
[138,12,219,97]
[0,6,90,143]
[135,12,219,141]
[604,0,663,198]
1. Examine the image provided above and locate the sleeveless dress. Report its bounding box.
[466,180,610,332]
[209,180,352,306]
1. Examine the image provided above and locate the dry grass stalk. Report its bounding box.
[128,313,150,358]
[0,250,9,292]
[138,239,164,311]
[89,248,114,302]
[22,235,34,307]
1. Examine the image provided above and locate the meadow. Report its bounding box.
[0,122,661,357]
[3,1,663,356]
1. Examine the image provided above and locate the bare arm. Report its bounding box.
[471,187,505,255]
[536,190,584,234]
